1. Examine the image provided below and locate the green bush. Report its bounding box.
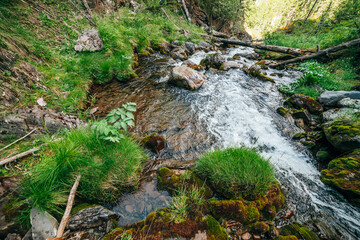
[195,147,275,199]
[16,126,147,225]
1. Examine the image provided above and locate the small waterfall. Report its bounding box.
[172,48,360,239]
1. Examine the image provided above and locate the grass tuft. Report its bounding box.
[195,147,275,200]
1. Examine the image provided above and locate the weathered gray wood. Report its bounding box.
[0,129,37,153]
[270,38,360,67]
[209,36,316,56]
[55,174,81,238]
[0,146,41,166]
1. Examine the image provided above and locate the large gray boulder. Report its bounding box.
[30,208,58,240]
[169,66,206,90]
[201,53,226,69]
[318,91,360,108]
[74,29,104,52]
[220,61,239,71]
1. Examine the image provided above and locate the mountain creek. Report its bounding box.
[87,46,360,239]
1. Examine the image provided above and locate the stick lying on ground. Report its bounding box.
[55,174,82,238]
[0,129,37,153]
[269,38,360,67]
[208,35,316,56]
[0,146,42,166]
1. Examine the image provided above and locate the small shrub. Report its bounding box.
[195,147,275,199]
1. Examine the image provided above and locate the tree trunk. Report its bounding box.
[208,36,317,56]
[270,38,360,68]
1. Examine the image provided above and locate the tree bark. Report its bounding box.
[208,36,317,56]
[270,38,360,68]
[55,174,81,238]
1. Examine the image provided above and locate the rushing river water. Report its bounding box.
[95,47,360,239]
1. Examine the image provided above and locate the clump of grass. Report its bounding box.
[195,147,275,199]
[16,126,147,226]
[279,59,358,98]
[169,185,205,223]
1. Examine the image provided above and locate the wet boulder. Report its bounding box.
[74,29,104,52]
[279,223,320,240]
[170,46,188,61]
[184,42,196,55]
[321,150,360,206]
[318,91,360,108]
[181,60,204,71]
[200,53,226,69]
[196,41,212,52]
[220,61,239,71]
[338,98,360,109]
[247,64,275,83]
[141,133,165,153]
[285,94,323,114]
[169,66,206,90]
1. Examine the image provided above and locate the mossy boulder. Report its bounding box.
[200,53,226,69]
[279,223,319,240]
[323,119,360,152]
[285,94,323,114]
[157,167,213,198]
[141,133,165,153]
[250,221,270,234]
[321,149,360,205]
[206,215,229,240]
[247,64,275,83]
[278,236,299,240]
[277,107,289,117]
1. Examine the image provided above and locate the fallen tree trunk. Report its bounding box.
[208,36,316,56]
[55,174,81,238]
[181,0,191,21]
[270,38,360,67]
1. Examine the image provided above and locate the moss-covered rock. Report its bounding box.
[285,94,323,114]
[141,133,165,153]
[208,199,246,222]
[277,107,289,117]
[206,215,229,240]
[278,235,299,240]
[157,167,213,198]
[248,64,276,83]
[250,221,270,234]
[323,119,360,152]
[321,149,360,205]
[280,223,319,240]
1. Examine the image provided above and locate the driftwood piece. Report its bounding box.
[181,0,191,21]
[270,38,360,67]
[55,174,81,238]
[0,129,37,153]
[208,36,316,56]
[0,146,41,166]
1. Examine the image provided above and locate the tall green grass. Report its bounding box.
[0,1,204,113]
[16,127,147,225]
[195,147,275,200]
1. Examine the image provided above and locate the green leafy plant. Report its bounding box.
[297,61,330,86]
[91,102,136,143]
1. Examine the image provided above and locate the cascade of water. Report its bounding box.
[177,48,360,239]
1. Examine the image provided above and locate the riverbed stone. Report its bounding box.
[321,149,360,206]
[338,98,360,109]
[201,53,226,69]
[279,223,319,240]
[318,91,360,108]
[285,94,323,114]
[170,46,188,61]
[74,29,104,52]
[220,61,240,71]
[30,208,58,240]
[169,66,206,90]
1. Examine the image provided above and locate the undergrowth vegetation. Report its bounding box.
[0,1,204,113]
[195,147,275,200]
[279,59,359,98]
[16,126,147,226]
